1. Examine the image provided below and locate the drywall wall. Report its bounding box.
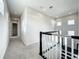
[21,7,55,46]
[55,13,78,36]
[55,13,79,49]
[78,12,79,36]
[0,0,9,59]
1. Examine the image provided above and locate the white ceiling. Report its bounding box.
[7,0,78,18]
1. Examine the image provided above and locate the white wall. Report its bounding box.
[21,8,55,46]
[0,0,9,59]
[55,13,78,36]
[78,12,79,35]
[55,13,78,49]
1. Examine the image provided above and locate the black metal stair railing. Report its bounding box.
[39,31,79,59]
[39,31,60,59]
[61,36,79,59]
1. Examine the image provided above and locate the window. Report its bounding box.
[56,22,62,26]
[68,31,75,36]
[68,20,75,25]
[0,0,4,16]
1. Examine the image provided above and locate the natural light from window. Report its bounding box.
[0,0,4,16]
[56,22,62,26]
[68,20,75,25]
[68,31,75,36]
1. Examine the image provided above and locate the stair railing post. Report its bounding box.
[39,32,43,56]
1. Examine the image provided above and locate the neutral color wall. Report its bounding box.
[55,13,78,49]
[78,12,79,35]
[0,1,9,59]
[21,8,55,46]
[55,13,78,36]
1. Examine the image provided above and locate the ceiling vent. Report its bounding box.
[49,6,53,9]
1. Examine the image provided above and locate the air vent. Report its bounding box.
[49,6,53,9]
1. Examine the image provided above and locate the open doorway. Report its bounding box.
[10,17,21,39]
[12,23,18,36]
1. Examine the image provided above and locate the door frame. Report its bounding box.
[10,20,20,38]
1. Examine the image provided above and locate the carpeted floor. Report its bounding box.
[4,39,43,59]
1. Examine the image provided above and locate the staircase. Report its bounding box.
[39,31,79,59]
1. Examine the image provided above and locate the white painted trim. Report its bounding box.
[65,37,67,59]
[71,39,74,59]
[60,37,62,59]
[10,36,19,38]
[23,40,39,46]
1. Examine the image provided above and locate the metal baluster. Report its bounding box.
[42,34,44,55]
[46,35,49,59]
[55,36,58,59]
[47,35,51,59]
[50,35,53,59]
[65,37,67,59]
[43,34,48,59]
[44,34,48,57]
[48,35,50,59]
[51,35,53,59]
[71,38,74,59]
[60,36,62,59]
[78,44,79,59]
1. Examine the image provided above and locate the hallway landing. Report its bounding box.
[4,39,42,59]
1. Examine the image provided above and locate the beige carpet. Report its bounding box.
[4,39,43,59]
